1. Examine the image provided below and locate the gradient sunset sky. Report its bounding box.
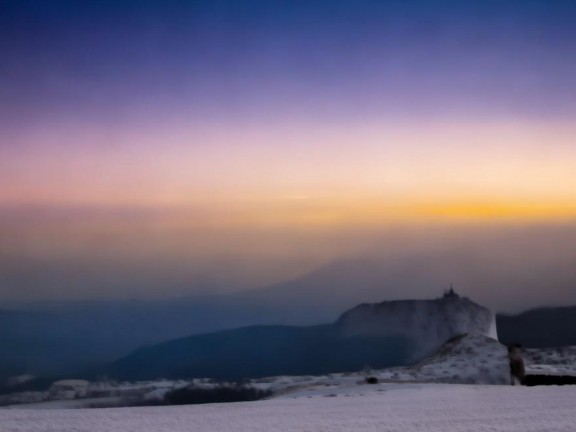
[1,0,576,308]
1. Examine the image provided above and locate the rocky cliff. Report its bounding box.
[335,290,497,359]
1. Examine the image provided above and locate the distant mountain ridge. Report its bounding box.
[0,256,482,378]
[0,295,331,378]
[103,325,413,381]
[104,292,496,380]
[497,306,576,347]
[1,257,575,379]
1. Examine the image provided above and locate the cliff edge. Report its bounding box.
[335,289,497,359]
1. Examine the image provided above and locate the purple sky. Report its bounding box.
[1,0,576,309]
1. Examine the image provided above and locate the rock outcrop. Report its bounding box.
[335,289,497,359]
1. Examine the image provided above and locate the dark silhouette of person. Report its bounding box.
[508,344,525,385]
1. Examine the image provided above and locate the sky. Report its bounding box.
[1,0,576,310]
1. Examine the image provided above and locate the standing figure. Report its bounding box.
[508,344,525,386]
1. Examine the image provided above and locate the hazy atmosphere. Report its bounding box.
[2,0,576,313]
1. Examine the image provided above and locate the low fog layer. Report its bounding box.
[1,206,576,313]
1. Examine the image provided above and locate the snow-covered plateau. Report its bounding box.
[2,383,576,432]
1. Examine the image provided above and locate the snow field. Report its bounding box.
[1,384,575,432]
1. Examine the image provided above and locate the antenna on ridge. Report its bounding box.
[444,283,457,298]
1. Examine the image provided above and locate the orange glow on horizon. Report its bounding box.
[2,119,576,230]
[218,199,576,227]
[4,197,576,231]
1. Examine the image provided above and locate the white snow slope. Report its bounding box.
[1,383,575,432]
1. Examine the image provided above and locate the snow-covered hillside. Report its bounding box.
[2,384,576,432]
[336,291,497,359]
[524,346,576,376]
[377,333,509,384]
[249,333,509,393]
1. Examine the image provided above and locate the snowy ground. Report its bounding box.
[1,383,575,432]
[3,334,575,409]
[0,333,509,409]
